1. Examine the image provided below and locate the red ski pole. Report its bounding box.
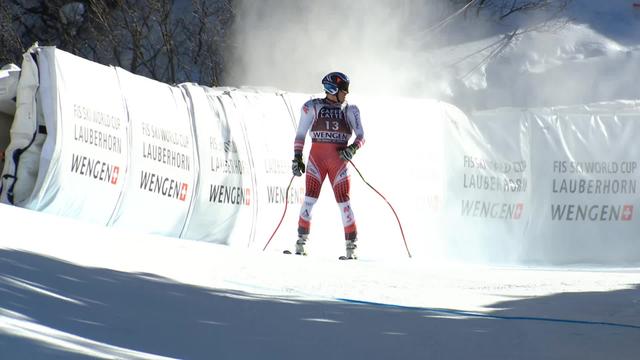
[349,160,412,258]
[263,175,295,251]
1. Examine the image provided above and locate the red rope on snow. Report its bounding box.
[349,160,412,258]
[263,175,295,251]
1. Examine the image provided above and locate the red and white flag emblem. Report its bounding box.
[622,205,633,221]
[111,166,120,185]
[179,183,188,201]
[513,203,523,219]
[245,188,251,205]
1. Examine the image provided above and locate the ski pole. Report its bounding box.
[349,160,412,258]
[263,175,295,251]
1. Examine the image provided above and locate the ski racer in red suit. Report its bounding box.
[291,72,365,259]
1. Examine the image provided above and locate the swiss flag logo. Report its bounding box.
[179,183,188,201]
[622,205,633,221]
[245,188,251,206]
[111,166,120,185]
[513,203,523,219]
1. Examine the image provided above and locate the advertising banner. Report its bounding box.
[457,102,640,265]
[225,89,299,249]
[18,48,128,225]
[109,68,197,237]
[180,85,255,245]
[444,108,531,263]
[528,106,640,263]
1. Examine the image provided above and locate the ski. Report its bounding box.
[282,250,358,260]
[283,250,306,256]
[283,250,355,260]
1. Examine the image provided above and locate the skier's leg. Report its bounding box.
[297,196,318,237]
[330,162,357,241]
[297,156,325,238]
[337,198,358,258]
[330,163,358,259]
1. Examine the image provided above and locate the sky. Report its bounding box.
[1,1,640,359]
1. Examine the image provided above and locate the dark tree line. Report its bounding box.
[1,0,233,86]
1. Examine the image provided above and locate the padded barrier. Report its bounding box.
[107,68,195,236]
[0,47,44,206]
[2,45,640,264]
[446,102,640,264]
[0,64,20,186]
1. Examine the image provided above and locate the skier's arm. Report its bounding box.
[293,100,315,156]
[347,104,365,150]
[338,104,364,161]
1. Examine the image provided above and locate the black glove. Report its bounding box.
[338,144,358,161]
[292,154,305,176]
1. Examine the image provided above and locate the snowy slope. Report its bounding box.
[1,203,639,359]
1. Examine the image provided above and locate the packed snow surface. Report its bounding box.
[1,204,639,359]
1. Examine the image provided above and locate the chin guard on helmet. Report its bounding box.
[322,72,350,95]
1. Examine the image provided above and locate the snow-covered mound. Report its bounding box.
[445,23,640,110]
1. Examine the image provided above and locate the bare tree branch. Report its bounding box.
[1,0,233,85]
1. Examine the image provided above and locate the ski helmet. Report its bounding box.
[322,72,350,95]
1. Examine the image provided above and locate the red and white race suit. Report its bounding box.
[293,98,365,240]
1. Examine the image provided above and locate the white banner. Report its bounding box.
[444,108,530,263]
[108,69,197,236]
[454,102,640,264]
[20,48,129,225]
[180,85,256,245]
[528,105,640,263]
[225,89,299,249]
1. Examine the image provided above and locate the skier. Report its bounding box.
[291,71,365,259]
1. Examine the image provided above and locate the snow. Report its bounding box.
[3,1,640,359]
[1,203,639,359]
[228,0,640,111]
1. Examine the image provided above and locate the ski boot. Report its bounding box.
[295,234,308,255]
[340,239,357,260]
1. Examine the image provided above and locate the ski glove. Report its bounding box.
[339,144,358,161]
[292,154,305,176]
